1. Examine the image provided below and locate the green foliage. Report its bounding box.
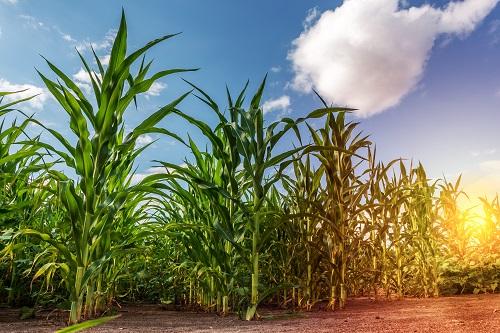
[55,315,120,333]
[2,11,194,324]
[439,252,499,295]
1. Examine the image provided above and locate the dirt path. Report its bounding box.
[1,294,499,332]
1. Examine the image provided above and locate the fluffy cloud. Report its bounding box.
[262,95,291,115]
[73,68,97,84]
[289,0,499,117]
[0,78,47,110]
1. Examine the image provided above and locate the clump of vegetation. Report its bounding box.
[0,11,498,325]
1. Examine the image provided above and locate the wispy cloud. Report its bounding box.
[487,18,500,45]
[18,14,77,43]
[57,27,76,43]
[19,15,49,31]
[303,7,320,29]
[270,66,281,73]
[289,0,499,117]
[470,148,497,157]
[17,14,117,59]
[76,29,117,53]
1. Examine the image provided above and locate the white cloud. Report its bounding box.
[61,33,76,43]
[145,82,167,98]
[18,14,78,44]
[438,0,497,35]
[262,95,291,115]
[0,78,47,110]
[470,148,496,157]
[99,54,111,66]
[19,14,48,30]
[72,68,102,84]
[131,166,165,185]
[72,68,102,94]
[136,134,154,147]
[2,0,19,4]
[76,29,117,53]
[131,164,187,185]
[270,66,281,73]
[73,68,92,84]
[73,67,166,98]
[289,0,498,117]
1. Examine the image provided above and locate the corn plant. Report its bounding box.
[281,155,324,309]
[478,195,500,254]
[8,11,194,323]
[306,110,371,309]
[0,91,57,305]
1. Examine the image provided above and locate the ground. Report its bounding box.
[1,294,499,332]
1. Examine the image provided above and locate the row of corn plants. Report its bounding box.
[0,11,498,325]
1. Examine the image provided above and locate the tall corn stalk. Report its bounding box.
[282,155,324,309]
[11,12,194,323]
[307,110,370,309]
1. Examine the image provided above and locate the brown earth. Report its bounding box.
[1,294,499,332]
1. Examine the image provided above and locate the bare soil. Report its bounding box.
[1,294,499,332]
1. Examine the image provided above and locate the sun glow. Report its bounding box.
[454,195,499,254]
[462,202,486,229]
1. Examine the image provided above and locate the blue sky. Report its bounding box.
[0,0,499,203]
